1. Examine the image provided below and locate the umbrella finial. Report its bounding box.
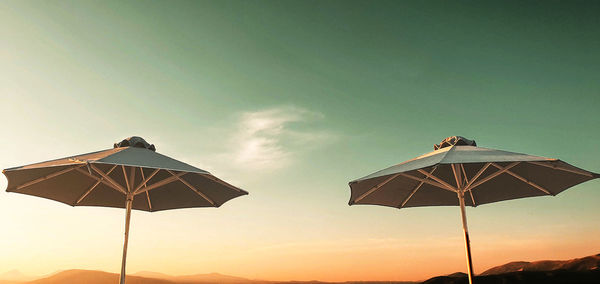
[434,136,476,150]
[114,136,156,151]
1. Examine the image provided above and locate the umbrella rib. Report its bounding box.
[122,166,131,193]
[133,168,160,194]
[354,173,401,203]
[451,164,462,189]
[90,164,128,194]
[463,163,491,191]
[399,167,437,208]
[15,165,84,190]
[75,167,127,195]
[460,164,476,206]
[77,179,102,204]
[467,188,476,206]
[507,170,552,195]
[467,162,519,191]
[527,161,595,177]
[418,169,458,192]
[76,165,118,204]
[139,167,152,211]
[460,164,470,185]
[201,173,244,193]
[398,172,455,193]
[129,166,136,193]
[491,164,553,195]
[167,170,216,206]
[134,171,186,195]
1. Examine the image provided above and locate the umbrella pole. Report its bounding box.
[458,191,474,284]
[120,196,134,284]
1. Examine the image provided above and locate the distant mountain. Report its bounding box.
[443,273,466,278]
[270,282,416,284]
[175,273,255,283]
[132,271,254,283]
[133,271,177,280]
[421,272,467,284]
[481,253,600,275]
[422,253,600,284]
[423,270,600,284]
[341,282,417,284]
[7,253,600,284]
[269,282,416,284]
[27,270,177,284]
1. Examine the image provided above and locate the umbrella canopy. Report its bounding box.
[4,137,247,211]
[349,137,598,208]
[348,136,598,284]
[3,136,248,284]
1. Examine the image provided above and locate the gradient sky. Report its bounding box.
[1,0,599,281]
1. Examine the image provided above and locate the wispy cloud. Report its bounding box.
[224,106,335,171]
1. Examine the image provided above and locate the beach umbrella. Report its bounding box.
[3,136,248,284]
[348,136,598,284]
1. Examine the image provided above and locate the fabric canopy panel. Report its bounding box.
[349,145,598,208]
[4,144,247,212]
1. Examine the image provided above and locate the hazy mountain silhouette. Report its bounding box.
[422,270,600,284]
[480,253,600,275]
[27,270,177,284]
[10,270,416,284]
[132,271,174,279]
[270,282,416,284]
[5,253,600,284]
[132,271,255,283]
[422,253,600,284]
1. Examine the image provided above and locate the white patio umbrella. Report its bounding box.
[348,136,598,284]
[3,136,248,284]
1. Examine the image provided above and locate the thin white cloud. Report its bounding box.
[226,106,335,171]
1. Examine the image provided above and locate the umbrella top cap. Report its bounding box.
[434,136,476,150]
[114,136,156,152]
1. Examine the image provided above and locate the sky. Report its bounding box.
[1,0,599,281]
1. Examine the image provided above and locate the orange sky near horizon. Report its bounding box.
[2,194,598,282]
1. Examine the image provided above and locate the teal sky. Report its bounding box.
[1,0,599,281]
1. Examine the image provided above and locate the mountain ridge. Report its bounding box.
[132,271,255,283]
[480,253,600,275]
[3,253,600,284]
[27,270,177,284]
[423,253,600,284]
